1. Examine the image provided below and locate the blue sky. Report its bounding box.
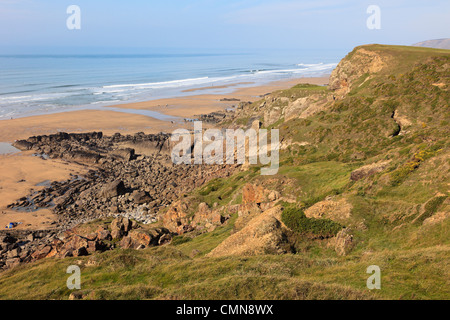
[0,0,448,54]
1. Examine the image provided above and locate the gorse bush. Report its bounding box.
[281,206,342,238]
[390,145,442,186]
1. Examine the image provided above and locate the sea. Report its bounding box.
[0,49,342,120]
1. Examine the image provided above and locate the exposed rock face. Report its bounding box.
[392,109,412,135]
[207,206,289,257]
[191,202,228,232]
[332,228,354,256]
[264,106,283,126]
[284,94,329,122]
[304,198,352,223]
[111,217,134,234]
[235,183,280,231]
[329,47,389,96]
[161,201,192,234]
[120,228,171,249]
[58,235,105,258]
[423,211,450,226]
[161,201,229,235]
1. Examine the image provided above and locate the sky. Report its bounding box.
[0,0,449,54]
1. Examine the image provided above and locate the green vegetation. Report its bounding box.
[281,206,342,238]
[1,44,448,300]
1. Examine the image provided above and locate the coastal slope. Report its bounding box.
[0,44,449,300]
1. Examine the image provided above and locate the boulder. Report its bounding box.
[111,148,135,161]
[132,190,152,204]
[100,180,126,199]
[31,245,53,260]
[5,257,21,269]
[191,202,225,229]
[96,226,112,241]
[6,247,21,259]
[161,201,191,234]
[119,228,171,249]
[207,206,289,257]
[110,217,133,234]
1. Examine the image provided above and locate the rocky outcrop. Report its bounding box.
[331,228,354,256]
[12,140,33,151]
[0,215,176,270]
[0,230,57,269]
[7,132,240,232]
[161,201,229,235]
[235,183,280,230]
[304,198,352,223]
[284,94,329,122]
[120,228,171,249]
[161,201,192,234]
[329,47,390,96]
[100,180,127,199]
[207,206,289,257]
[191,202,227,232]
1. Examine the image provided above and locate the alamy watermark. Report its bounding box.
[366,5,381,30]
[171,121,279,175]
[366,265,381,290]
[66,5,81,30]
[67,265,81,290]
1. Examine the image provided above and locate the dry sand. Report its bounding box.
[0,76,329,230]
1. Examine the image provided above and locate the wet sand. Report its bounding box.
[0,151,88,230]
[0,110,183,143]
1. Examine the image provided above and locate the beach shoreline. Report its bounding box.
[0,76,329,142]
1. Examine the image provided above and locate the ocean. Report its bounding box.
[0,50,340,120]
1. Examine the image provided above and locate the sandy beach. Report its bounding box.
[103,77,329,119]
[0,76,329,230]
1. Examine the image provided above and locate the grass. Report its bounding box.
[281,206,342,238]
[1,44,449,300]
[0,238,447,299]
